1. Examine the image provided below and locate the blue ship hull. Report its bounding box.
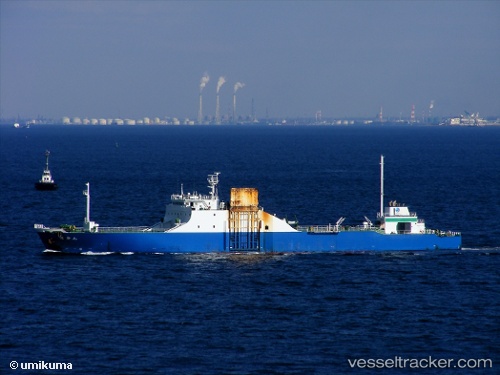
[36,230,461,254]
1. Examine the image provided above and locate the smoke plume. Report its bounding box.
[234,82,245,93]
[216,76,226,93]
[199,73,210,93]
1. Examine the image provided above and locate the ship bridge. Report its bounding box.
[170,191,219,210]
[381,201,425,235]
[160,172,223,229]
[170,172,221,211]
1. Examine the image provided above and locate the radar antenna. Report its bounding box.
[207,172,221,199]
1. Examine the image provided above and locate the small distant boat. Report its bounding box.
[35,150,58,191]
[14,122,30,128]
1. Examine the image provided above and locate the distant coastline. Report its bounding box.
[4,111,500,128]
[4,122,500,127]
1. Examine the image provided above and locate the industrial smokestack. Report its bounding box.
[216,95,220,124]
[215,76,226,124]
[232,94,236,123]
[198,73,209,123]
[232,82,245,123]
[198,93,203,124]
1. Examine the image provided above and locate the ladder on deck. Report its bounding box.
[228,210,260,251]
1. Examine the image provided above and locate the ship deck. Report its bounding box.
[37,224,460,237]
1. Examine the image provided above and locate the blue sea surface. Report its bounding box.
[1,125,499,374]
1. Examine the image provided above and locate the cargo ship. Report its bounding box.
[34,156,461,254]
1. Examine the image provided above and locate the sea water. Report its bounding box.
[1,125,498,374]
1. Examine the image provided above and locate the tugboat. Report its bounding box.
[34,156,462,254]
[35,150,58,190]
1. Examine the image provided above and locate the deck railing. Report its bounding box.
[296,225,460,237]
[56,226,168,233]
[296,224,383,233]
[47,224,460,237]
[98,226,175,233]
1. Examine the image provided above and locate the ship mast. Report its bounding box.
[83,182,99,232]
[44,150,50,171]
[380,155,384,218]
[84,182,91,225]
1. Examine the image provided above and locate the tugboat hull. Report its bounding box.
[35,182,58,191]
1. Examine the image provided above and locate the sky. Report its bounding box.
[1,0,499,121]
